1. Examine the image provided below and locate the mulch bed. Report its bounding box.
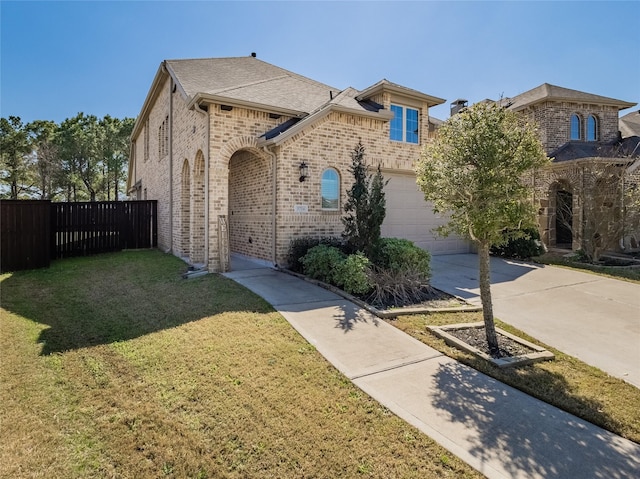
[446,326,536,359]
[361,286,466,310]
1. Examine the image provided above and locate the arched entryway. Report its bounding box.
[552,181,574,248]
[180,159,190,257]
[228,148,272,262]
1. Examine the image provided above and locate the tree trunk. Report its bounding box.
[478,242,500,356]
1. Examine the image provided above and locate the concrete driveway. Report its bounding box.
[430,254,640,388]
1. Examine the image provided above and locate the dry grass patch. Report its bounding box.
[1,251,482,478]
[390,312,640,444]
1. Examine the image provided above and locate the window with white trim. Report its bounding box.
[390,104,419,144]
[321,168,340,210]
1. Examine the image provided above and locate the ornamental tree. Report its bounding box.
[416,102,549,355]
[342,142,388,258]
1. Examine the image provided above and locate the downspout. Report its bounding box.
[263,145,278,267]
[194,101,210,268]
[168,72,174,253]
[620,171,626,250]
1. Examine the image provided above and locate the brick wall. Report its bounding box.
[131,76,172,252]
[136,79,445,271]
[521,101,620,153]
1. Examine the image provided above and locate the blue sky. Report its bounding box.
[2,1,639,124]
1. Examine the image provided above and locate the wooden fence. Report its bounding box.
[1,200,52,272]
[1,200,157,272]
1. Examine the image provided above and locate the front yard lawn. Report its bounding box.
[0,251,481,479]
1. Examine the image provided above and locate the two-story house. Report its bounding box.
[127,55,470,272]
[500,84,638,251]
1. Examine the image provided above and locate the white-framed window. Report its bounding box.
[390,104,419,144]
[586,115,598,141]
[321,168,340,210]
[570,114,582,140]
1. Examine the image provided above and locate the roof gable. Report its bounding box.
[506,83,636,111]
[356,79,445,107]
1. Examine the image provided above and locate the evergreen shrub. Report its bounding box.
[490,228,545,259]
[300,245,345,284]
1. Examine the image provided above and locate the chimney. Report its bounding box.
[450,99,468,116]
[251,52,256,58]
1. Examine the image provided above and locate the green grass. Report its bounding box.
[390,312,640,444]
[0,250,482,479]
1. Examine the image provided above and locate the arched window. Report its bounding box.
[321,168,340,210]
[587,115,598,141]
[570,114,581,140]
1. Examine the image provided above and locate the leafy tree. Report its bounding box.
[416,102,548,355]
[0,116,34,199]
[100,116,135,200]
[342,142,388,257]
[28,119,61,200]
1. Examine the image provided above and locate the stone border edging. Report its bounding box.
[428,321,555,368]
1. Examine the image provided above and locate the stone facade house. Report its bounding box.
[127,55,470,271]
[499,84,639,252]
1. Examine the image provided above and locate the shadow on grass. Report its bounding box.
[431,361,640,478]
[0,250,273,355]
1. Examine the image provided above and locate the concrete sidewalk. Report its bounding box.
[224,258,640,479]
[431,254,640,388]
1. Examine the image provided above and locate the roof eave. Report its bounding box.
[187,93,307,118]
[356,82,445,107]
[131,62,171,140]
[512,97,637,112]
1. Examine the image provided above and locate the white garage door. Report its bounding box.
[381,172,470,255]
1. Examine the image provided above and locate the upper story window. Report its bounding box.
[321,168,340,210]
[390,104,419,144]
[158,116,169,158]
[570,114,582,140]
[143,119,150,161]
[586,115,599,141]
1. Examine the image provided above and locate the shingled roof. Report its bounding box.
[132,55,445,143]
[620,110,640,139]
[550,137,640,163]
[166,56,338,115]
[505,83,636,111]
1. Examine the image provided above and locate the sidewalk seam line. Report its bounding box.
[349,353,444,380]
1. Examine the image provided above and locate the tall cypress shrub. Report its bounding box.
[342,142,388,257]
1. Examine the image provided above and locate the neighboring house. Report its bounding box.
[127,55,470,272]
[499,83,639,251]
[620,109,640,139]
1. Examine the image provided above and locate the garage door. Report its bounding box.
[381,172,470,255]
